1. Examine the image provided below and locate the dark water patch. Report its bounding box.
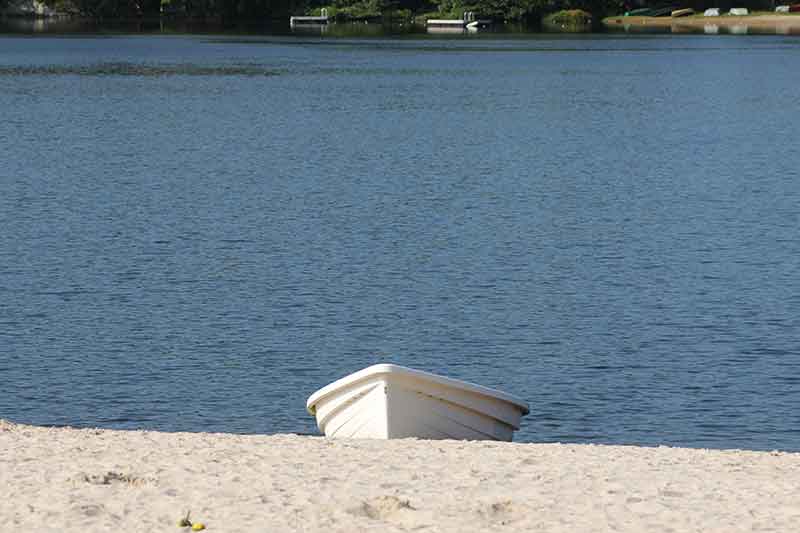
[300,66,479,77]
[35,289,97,299]
[0,32,115,39]
[0,62,283,77]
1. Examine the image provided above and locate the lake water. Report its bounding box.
[1,28,799,451]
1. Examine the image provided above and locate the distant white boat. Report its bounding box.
[466,19,493,29]
[306,364,529,441]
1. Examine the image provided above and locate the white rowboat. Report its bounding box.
[306,364,530,441]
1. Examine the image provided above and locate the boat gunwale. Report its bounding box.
[306,363,530,416]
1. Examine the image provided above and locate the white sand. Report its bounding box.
[2,419,799,532]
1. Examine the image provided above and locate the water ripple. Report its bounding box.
[0,62,283,77]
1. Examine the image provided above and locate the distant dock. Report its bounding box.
[427,13,491,32]
[290,16,329,25]
[426,19,467,28]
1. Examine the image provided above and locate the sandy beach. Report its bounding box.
[603,13,800,33]
[2,419,799,532]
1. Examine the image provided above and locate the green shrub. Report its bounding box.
[543,8,592,26]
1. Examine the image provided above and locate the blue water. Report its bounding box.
[1,32,799,450]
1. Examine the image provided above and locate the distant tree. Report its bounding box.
[556,0,624,18]
[431,0,545,20]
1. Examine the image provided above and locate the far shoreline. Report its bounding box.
[603,13,800,33]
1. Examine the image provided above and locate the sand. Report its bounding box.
[603,14,800,33]
[2,419,799,532]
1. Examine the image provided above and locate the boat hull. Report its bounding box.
[307,364,529,441]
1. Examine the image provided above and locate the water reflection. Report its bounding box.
[289,23,330,35]
[4,16,800,36]
[0,16,80,33]
[0,17,436,37]
[611,21,800,36]
[293,21,426,37]
[0,17,278,35]
[426,26,468,34]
